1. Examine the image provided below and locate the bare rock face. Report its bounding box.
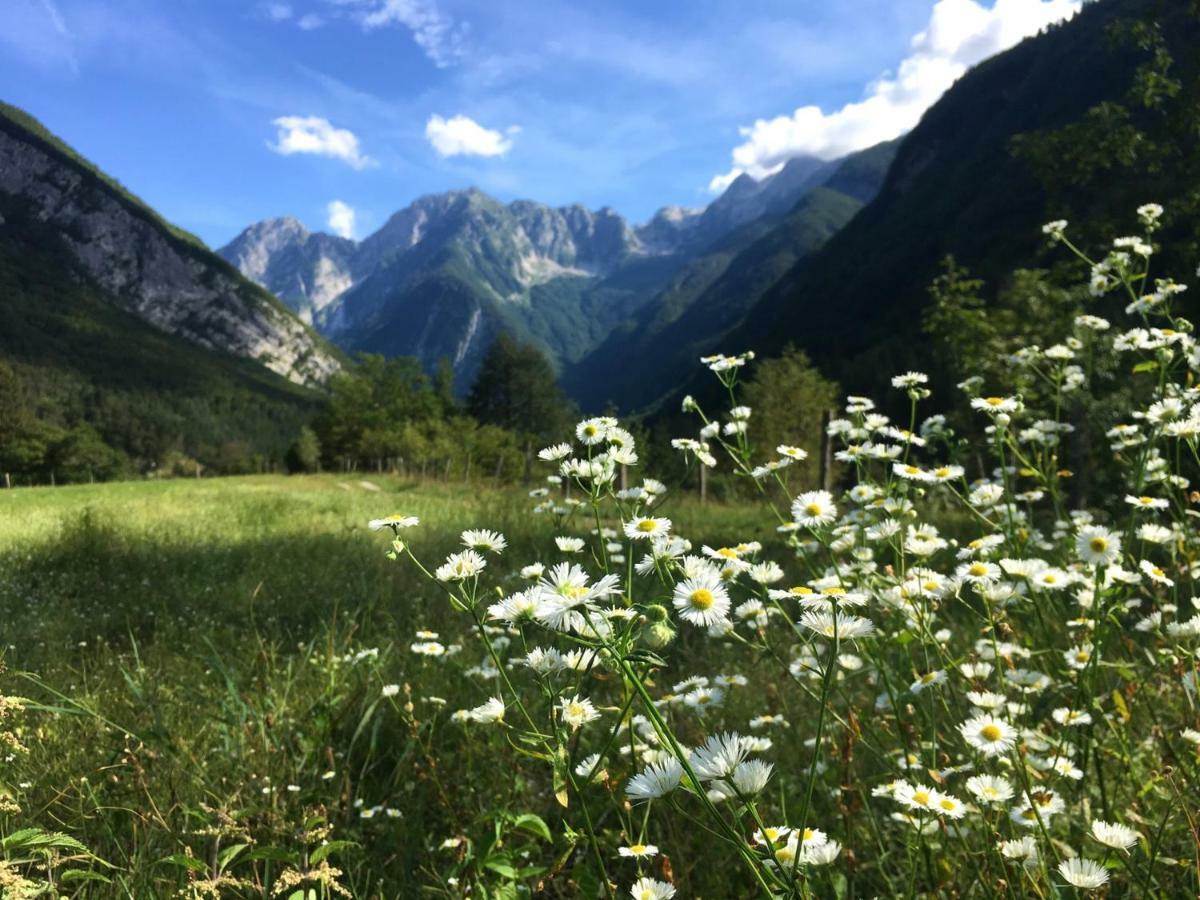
[0,126,339,387]
[218,217,357,325]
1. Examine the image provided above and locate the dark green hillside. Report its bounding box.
[697,0,1200,405]
[0,191,321,482]
[566,167,884,411]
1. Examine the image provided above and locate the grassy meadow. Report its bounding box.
[0,474,766,897]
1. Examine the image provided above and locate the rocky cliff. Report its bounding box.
[0,105,338,387]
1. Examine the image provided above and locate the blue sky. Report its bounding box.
[1,0,1078,247]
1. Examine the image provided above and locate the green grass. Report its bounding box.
[0,475,765,896]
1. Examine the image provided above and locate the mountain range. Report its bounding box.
[217,144,895,394]
[2,0,1196,477]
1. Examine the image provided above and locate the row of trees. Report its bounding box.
[2,319,842,490]
[295,335,576,482]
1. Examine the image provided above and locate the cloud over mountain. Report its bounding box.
[710,0,1079,191]
[425,114,517,158]
[270,115,375,169]
[326,199,357,238]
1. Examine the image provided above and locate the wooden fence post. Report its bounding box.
[819,409,834,492]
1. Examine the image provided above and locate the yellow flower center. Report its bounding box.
[802,828,815,841]
[905,465,921,475]
[790,586,814,595]
[1075,651,1090,663]
[629,844,646,855]
[912,791,930,805]
[1089,537,1107,553]
[939,798,956,811]
[637,519,657,532]
[968,563,989,577]
[980,724,1003,742]
[717,547,738,558]
[935,467,952,478]
[985,397,1004,406]
[690,588,715,610]
[804,503,823,517]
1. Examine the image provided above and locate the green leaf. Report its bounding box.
[484,858,519,879]
[309,840,358,864]
[159,853,208,873]
[217,842,250,872]
[59,869,113,884]
[511,813,552,843]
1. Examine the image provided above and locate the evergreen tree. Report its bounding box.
[466,334,574,443]
[742,347,839,489]
[286,426,321,473]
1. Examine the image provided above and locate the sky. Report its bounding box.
[1,0,1079,247]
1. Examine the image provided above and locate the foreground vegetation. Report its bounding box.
[4,206,1200,898]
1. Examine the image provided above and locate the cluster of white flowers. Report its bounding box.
[368,206,1199,897]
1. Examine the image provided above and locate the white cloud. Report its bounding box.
[709,0,1080,191]
[297,13,325,29]
[425,114,516,158]
[269,116,374,169]
[341,0,467,67]
[263,2,293,22]
[326,200,357,238]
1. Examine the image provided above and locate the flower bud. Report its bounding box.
[645,622,676,649]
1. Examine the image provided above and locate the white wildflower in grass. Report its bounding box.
[461,529,507,554]
[555,536,585,553]
[381,684,400,697]
[957,561,1002,584]
[410,641,446,656]
[368,514,419,531]
[1139,559,1174,586]
[1000,836,1040,867]
[618,843,658,859]
[1126,494,1169,511]
[623,516,672,541]
[435,550,486,582]
[629,877,676,900]
[1043,218,1068,240]
[558,695,600,730]
[538,442,572,461]
[672,574,731,627]
[576,417,612,445]
[892,371,929,388]
[910,670,946,693]
[959,714,1017,756]
[626,757,684,801]
[1057,857,1110,890]
[895,782,940,812]
[799,610,875,641]
[688,732,750,782]
[1091,820,1139,850]
[965,690,1007,709]
[1137,203,1163,225]
[802,839,842,865]
[971,395,1020,414]
[729,759,773,795]
[966,774,1014,804]
[1063,643,1094,670]
[467,697,505,724]
[1076,525,1120,566]
[792,490,837,528]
